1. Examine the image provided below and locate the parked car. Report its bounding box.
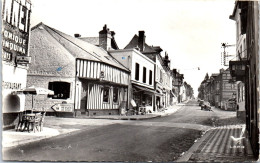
[199,100,204,106]
[201,101,212,111]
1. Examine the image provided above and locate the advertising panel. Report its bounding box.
[2,0,32,113]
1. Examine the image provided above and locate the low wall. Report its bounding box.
[237,111,246,122]
[87,109,119,116]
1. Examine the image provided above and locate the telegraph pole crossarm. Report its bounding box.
[221,43,235,66]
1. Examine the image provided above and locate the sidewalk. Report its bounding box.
[177,105,257,162]
[3,104,183,148]
[177,125,256,162]
[77,103,183,120]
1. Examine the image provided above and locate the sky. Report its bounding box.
[30,0,237,96]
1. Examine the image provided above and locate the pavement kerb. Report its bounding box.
[4,127,91,149]
[177,128,213,162]
[5,134,54,148]
[80,104,184,120]
[3,104,184,149]
[3,114,164,148]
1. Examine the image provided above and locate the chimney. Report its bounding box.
[99,24,112,51]
[74,33,81,38]
[220,68,224,73]
[138,31,145,52]
[164,52,170,68]
[111,31,115,37]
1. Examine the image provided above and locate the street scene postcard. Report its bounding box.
[1,0,260,162]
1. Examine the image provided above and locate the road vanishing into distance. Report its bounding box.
[3,100,237,162]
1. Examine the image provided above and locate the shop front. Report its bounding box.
[77,79,128,116]
[2,0,32,129]
[132,84,154,114]
[75,58,130,116]
[154,84,165,111]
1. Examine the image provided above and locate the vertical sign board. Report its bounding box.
[2,0,32,113]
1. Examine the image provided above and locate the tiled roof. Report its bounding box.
[211,73,219,77]
[32,23,129,72]
[80,37,99,46]
[29,23,76,76]
[124,35,157,53]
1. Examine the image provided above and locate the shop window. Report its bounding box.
[48,81,70,99]
[222,74,226,79]
[135,63,139,81]
[216,82,220,90]
[103,87,109,103]
[149,70,152,85]
[113,87,118,103]
[143,67,146,83]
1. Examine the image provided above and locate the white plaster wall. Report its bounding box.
[2,64,27,113]
[131,50,155,89]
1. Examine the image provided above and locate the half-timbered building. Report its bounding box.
[27,23,130,116]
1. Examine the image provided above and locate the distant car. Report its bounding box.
[199,100,204,106]
[201,101,212,111]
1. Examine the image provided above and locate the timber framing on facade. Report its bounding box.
[27,22,130,117]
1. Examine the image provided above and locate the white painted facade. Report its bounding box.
[110,48,155,89]
[110,48,156,111]
[154,55,173,108]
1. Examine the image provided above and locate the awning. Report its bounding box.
[170,90,176,97]
[155,90,164,96]
[133,85,156,95]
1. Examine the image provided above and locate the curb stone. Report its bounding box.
[3,104,183,149]
[176,128,212,162]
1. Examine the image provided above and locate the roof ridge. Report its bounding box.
[31,22,129,72]
[107,51,130,72]
[42,24,103,62]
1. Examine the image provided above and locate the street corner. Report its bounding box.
[2,127,60,148]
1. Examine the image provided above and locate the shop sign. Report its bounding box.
[100,71,105,78]
[2,51,12,62]
[2,81,22,90]
[52,103,73,112]
[16,56,31,64]
[2,22,29,64]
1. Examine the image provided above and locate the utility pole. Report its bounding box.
[221,43,235,66]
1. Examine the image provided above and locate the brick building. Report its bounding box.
[27,23,130,116]
[198,69,237,111]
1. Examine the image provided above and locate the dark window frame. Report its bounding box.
[48,81,71,99]
[135,63,140,81]
[113,87,119,103]
[143,67,146,83]
[149,70,152,85]
[103,86,110,103]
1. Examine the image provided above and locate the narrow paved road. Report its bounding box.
[3,100,237,162]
